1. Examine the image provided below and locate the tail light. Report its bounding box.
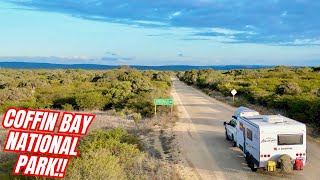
[296,153,306,157]
[261,154,271,158]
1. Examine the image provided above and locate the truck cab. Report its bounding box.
[224,117,238,146]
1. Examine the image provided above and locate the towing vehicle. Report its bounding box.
[224,107,259,147]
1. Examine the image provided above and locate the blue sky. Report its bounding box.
[0,0,319,66]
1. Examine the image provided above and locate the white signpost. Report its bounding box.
[231,89,237,102]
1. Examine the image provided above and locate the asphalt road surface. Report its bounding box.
[171,77,320,180]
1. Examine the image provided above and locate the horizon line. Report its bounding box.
[0,61,279,67]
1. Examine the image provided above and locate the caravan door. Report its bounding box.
[237,121,245,154]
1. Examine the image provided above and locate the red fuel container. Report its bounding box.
[294,159,303,170]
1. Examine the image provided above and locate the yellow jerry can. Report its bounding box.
[267,161,276,172]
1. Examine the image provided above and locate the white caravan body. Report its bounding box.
[237,114,307,168]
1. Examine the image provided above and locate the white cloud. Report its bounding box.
[172,11,182,17]
[169,11,182,19]
[281,11,287,17]
[133,20,168,26]
[245,25,255,29]
[211,28,256,35]
[57,56,92,60]
[291,38,320,45]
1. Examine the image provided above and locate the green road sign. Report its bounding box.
[154,99,174,105]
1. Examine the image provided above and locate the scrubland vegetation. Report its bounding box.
[0,67,172,119]
[178,66,320,130]
[0,128,180,180]
[0,67,180,179]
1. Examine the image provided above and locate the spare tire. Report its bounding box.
[279,154,293,173]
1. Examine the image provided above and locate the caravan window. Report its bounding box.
[246,129,253,141]
[278,134,303,145]
[239,122,244,131]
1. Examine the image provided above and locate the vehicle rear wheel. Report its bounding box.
[245,152,250,163]
[225,131,230,141]
[231,136,236,147]
[246,155,251,167]
[249,157,257,172]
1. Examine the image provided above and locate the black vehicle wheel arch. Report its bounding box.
[231,135,236,147]
[225,131,230,141]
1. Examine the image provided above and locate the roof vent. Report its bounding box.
[263,115,284,123]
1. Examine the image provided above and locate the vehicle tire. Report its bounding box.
[225,131,230,141]
[279,154,293,173]
[245,152,250,163]
[231,135,236,147]
[249,157,257,172]
[246,155,251,167]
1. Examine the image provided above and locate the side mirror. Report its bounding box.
[223,122,227,126]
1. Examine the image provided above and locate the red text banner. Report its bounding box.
[2,108,95,178]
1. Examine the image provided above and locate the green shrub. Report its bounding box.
[132,113,142,122]
[275,82,302,95]
[0,129,158,180]
[233,99,247,107]
[75,92,104,110]
[53,97,76,109]
[0,88,33,102]
[67,129,147,179]
[182,70,198,85]
[65,149,126,180]
[216,83,234,96]
[63,103,74,111]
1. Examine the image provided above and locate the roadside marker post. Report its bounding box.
[154,99,174,117]
[231,89,237,103]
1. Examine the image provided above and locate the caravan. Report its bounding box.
[224,107,307,171]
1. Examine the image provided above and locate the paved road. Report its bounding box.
[171,78,320,180]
